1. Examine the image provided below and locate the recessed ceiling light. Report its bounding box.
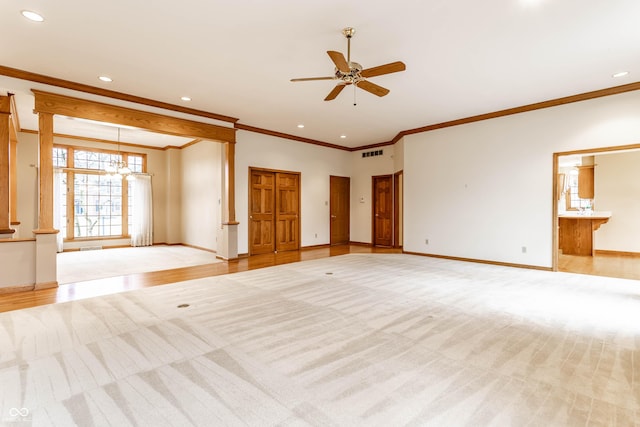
[98,76,113,82]
[181,96,192,101]
[340,135,347,139]
[612,71,629,78]
[21,10,44,22]
[297,124,304,128]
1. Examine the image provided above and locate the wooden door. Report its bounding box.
[275,172,299,252]
[372,175,393,247]
[330,176,350,245]
[249,170,275,254]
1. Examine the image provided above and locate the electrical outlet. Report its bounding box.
[425,239,429,245]
[522,246,527,253]
[315,233,318,238]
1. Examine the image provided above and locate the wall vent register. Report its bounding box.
[362,149,383,158]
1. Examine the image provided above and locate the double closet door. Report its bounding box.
[249,168,300,255]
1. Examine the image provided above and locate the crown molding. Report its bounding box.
[0,65,238,124]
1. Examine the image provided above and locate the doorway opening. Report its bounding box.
[554,144,640,280]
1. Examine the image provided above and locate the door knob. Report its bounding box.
[331,215,336,218]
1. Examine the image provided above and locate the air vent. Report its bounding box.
[362,149,383,158]
[79,246,102,251]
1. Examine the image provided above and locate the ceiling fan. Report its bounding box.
[291,27,406,102]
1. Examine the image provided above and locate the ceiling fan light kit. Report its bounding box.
[291,27,406,102]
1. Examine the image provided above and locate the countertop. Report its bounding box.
[558,211,612,219]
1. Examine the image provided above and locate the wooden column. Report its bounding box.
[36,112,56,232]
[0,95,14,237]
[9,137,18,226]
[9,94,19,227]
[223,141,238,225]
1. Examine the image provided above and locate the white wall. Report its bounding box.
[0,240,36,288]
[350,146,396,244]
[181,141,221,251]
[16,132,38,237]
[235,131,351,254]
[594,151,640,252]
[404,90,640,267]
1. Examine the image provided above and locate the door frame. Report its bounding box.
[553,143,640,272]
[371,174,394,247]
[248,167,301,255]
[393,170,403,249]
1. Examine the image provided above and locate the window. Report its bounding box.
[54,145,146,240]
[566,171,592,210]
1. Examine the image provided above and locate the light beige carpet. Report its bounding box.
[57,245,221,284]
[1,253,639,425]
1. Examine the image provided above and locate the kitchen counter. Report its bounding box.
[558,211,612,256]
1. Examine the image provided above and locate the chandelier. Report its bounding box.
[105,128,134,181]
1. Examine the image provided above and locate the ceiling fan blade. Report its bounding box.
[357,80,390,97]
[324,84,347,101]
[327,51,350,73]
[290,77,334,82]
[360,61,406,78]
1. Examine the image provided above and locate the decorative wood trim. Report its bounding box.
[0,65,238,123]
[552,153,559,271]
[36,111,53,232]
[555,142,640,157]
[0,96,10,232]
[402,250,553,272]
[236,123,350,151]
[180,139,203,150]
[9,93,20,142]
[301,244,331,250]
[0,284,35,294]
[225,142,236,224]
[396,81,640,142]
[349,140,395,152]
[32,228,59,235]
[393,170,403,248]
[0,237,34,243]
[349,241,372,247]
[21,129,168,151]
[34,281,58,290]
[595,249,640,258]
[9,138,17,223]
[32,90,236,142]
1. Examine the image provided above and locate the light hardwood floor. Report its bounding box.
[0,245,400,313]
[558,252,640,281]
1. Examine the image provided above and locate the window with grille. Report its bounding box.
[54,145,146,240]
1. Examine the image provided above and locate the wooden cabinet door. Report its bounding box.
[373,175,393,247]
[249,170,275,254]
[275,172,299,252]
[330,176,350,245]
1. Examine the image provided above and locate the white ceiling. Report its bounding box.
[1,0,640,149]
